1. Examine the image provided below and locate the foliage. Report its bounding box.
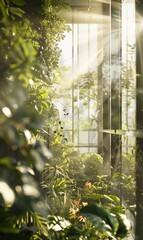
[79,203,130,239]
[0,0,131,239]
[81,153,103,181]
[41,141,131,239]
[0,0,70,238]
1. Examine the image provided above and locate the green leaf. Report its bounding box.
[103,194,120,204]
[81,213,112,233]
[80,204,119,233]
[116,213,130,238]
[0,157,13,169]
[8,7,25,17]
[11,0,26,6]
[30,211,48,236]
[0,223,19,233]
[65,225,84,237]
[31,150,45,171]
[0,1,8,20]
[30,235,42,240]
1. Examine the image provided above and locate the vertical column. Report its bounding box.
[72,9,75,145]
[136,2,143,239]
[77,21,80,151]
[110,0,122,202]
[97,4,103,155]
[88,22,90,153]
[102,1,111,174]
[110,1,122,175]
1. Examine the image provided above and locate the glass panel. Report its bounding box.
[89,148,98,153]
[90,131,98,145]
[79,131,88,144]
[58,21,100,153]
[122,0,136,135]
[79,147,88,154]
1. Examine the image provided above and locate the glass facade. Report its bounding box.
[58,0,136,161]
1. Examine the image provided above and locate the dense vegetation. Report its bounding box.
[0,0,132,239]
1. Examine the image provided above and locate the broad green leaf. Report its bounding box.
[81,213,112,233]
[80,204,119,233]
[116,213,130,238]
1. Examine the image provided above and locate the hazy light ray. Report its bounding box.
[63,11,110,24]
[88,27,122,39]
[60,20,122,67]
[59,0,124,92]
[72,48,103,79]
